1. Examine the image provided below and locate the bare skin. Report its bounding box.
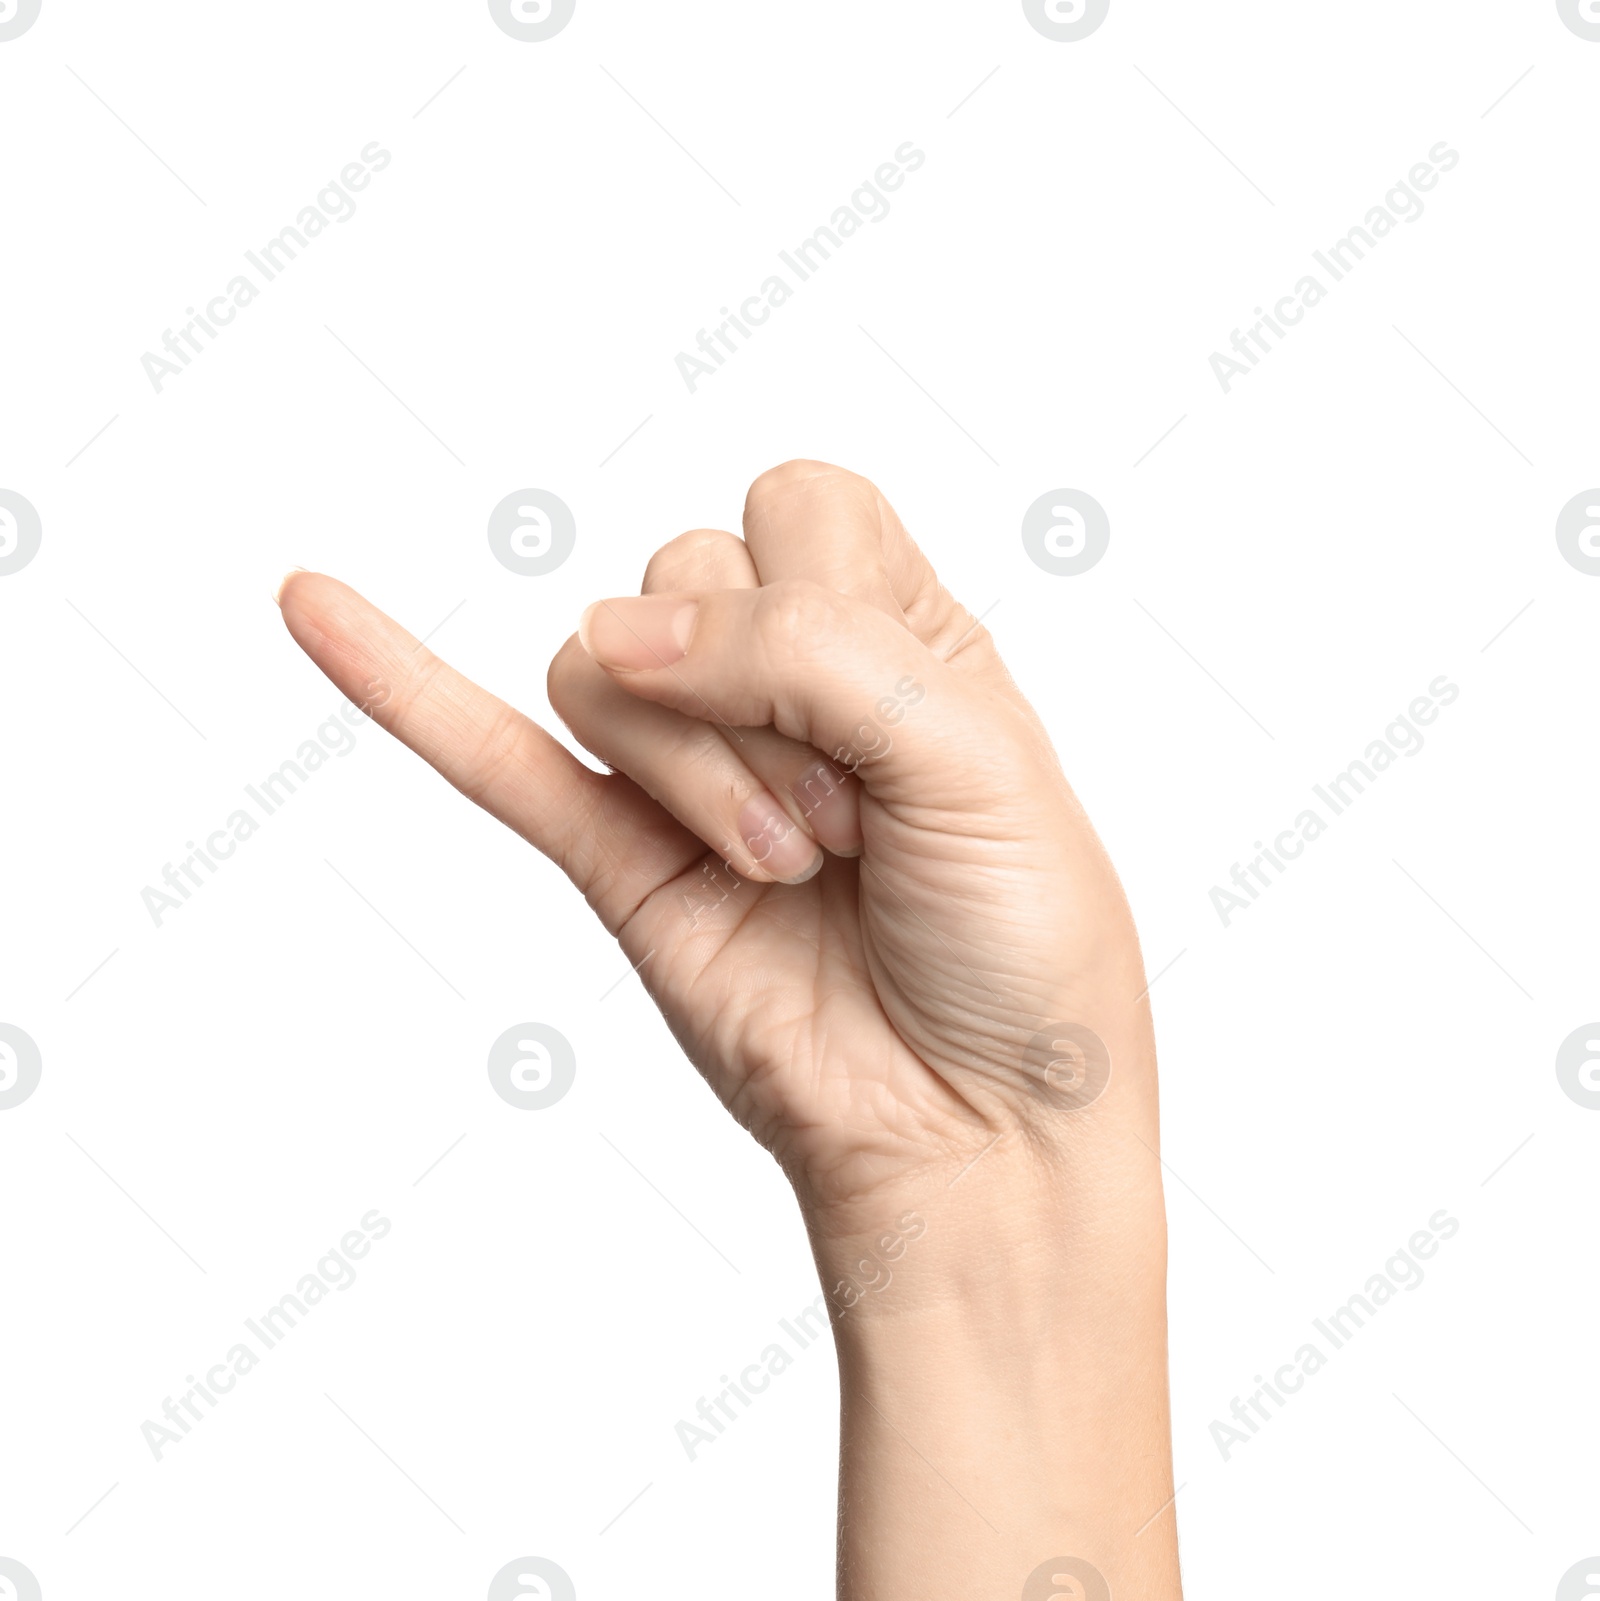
[279,460,1183,1599]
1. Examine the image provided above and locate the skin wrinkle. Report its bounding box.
[602,824,703,940]
[733,904,980,1185]
[277,459,1180,1598]
[562,572,858,870]
[453,699,537,809]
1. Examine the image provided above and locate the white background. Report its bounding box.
[2,2,1597,1597]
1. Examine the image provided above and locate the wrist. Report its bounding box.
[802,1110,1169,1334]
[809,1144,1182,1598]
[820,1164,1170,1389]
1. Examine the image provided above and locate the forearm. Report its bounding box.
[282,462,1186,1595]
[816,1141,1182,1598]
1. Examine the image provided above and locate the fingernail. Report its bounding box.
[739,793,823,883]
[274,568,306,608]
[789,761,861,857]
[579,596,698,671]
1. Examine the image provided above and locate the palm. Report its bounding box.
[627,849,958,1196]
[279,464,1147,1218]
[617,748,1118,1209]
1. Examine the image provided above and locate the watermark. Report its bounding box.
[1209,142,1460,394]
[1021,0,1110,43]
[681,851,746,929]
[1023,1023,1112,1110]
[831,675,926,777]
[141,143,392,394]
[487,1023,576,1109]
[1557,1557,1600,1599]
[675,1291,833,1461]
[140,682,390,927]
[0,0,41,42]
[488,1557,575,1599]
[1021,489,1109,576]
[140,1211,392,1461]
[1209,675,1459,927]
[0,1024,42,1111]
[488,0,575,42]
[678,817,810,927]
[1556,1024,1600,1110]
[827,1211,926,1313]
[0,1559,41,1601]
[0,490,42,576]
[679,678,925,928]
[1022,1557,1110,1600]
[675,142,926,393]
[675,1219,927,1462]
[1558,0,1600,41]
[791,758,850,833]
[1556,489,1600,575]
[487,489,576,576]
[1208,1209,1460,1461]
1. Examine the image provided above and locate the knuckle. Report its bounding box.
[387,653,442,744]
[757,578,846,657]
[641,527,742,592]
[662,716,727,776]
[457,702,527,806]
[744,458,864,522]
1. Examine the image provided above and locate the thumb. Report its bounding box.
[577,580,989,803]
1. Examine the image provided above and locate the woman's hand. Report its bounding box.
[280,461,1154,1223]
[279,460,1181,1598]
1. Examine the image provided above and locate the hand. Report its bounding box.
[279,460,1180,1597]
[280,461,1156,1228]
